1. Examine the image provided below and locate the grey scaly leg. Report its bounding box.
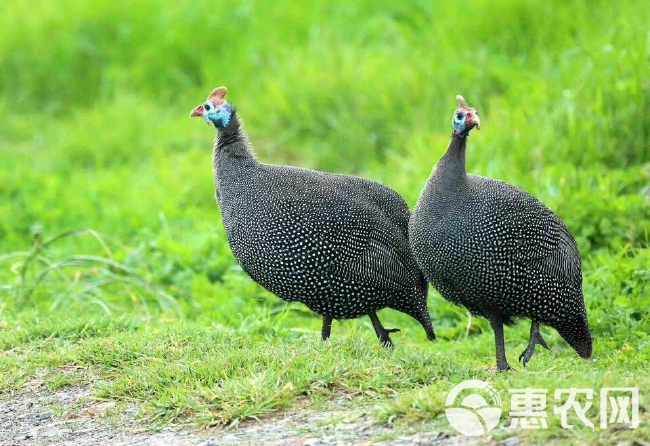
[519,320,550,366]
[489,318,512,371]
[321,315,333,341]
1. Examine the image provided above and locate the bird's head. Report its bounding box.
[190,86,233,129]
[452,95,480,138]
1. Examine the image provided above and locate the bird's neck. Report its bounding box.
[213,111,257,162]
[431,134,468,188]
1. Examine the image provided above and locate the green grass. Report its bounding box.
[1,0,649,443]
[0,299,648,443]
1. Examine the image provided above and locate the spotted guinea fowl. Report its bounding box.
[189,86,435,346]
[408,95,591,370]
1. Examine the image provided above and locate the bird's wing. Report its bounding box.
[352,177,412,237]
[275,197,421,291]
[473,178,582,287]
[324,205,423,291]
[514,212,583,286]
[255,165,422,290]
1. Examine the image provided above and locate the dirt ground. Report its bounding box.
[0,379,492,446]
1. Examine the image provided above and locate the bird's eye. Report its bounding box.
[204,103,211,111]
[456,112,464,120]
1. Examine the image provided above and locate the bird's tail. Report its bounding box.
[414,286,436,341]
[554,313,592,359]
[390,285,436,341]
[419,309,436,341]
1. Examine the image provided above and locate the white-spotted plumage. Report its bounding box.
[201,100,435,347]
[409,96,591,370]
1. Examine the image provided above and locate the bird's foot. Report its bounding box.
[519,324,550,367]
[497,361,513,372]
[518,347,533,366]
[368,313,401,348]
[378,328,400,348]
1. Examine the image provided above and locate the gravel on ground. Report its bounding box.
[0,378,493,446]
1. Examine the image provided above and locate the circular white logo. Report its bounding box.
[445,379,502,436]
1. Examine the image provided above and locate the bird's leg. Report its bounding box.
[368,313,400,348]
[519,320,550,366]
[321,315,333,341]
[488,318,512,371]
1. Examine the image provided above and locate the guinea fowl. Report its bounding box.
[409,95,592,370]
[190,86,435,346]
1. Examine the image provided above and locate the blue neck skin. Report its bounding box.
[207,103,233,129]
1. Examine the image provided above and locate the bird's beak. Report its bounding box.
[189,104,204,118]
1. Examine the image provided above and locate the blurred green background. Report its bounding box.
[0,0,648,342]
